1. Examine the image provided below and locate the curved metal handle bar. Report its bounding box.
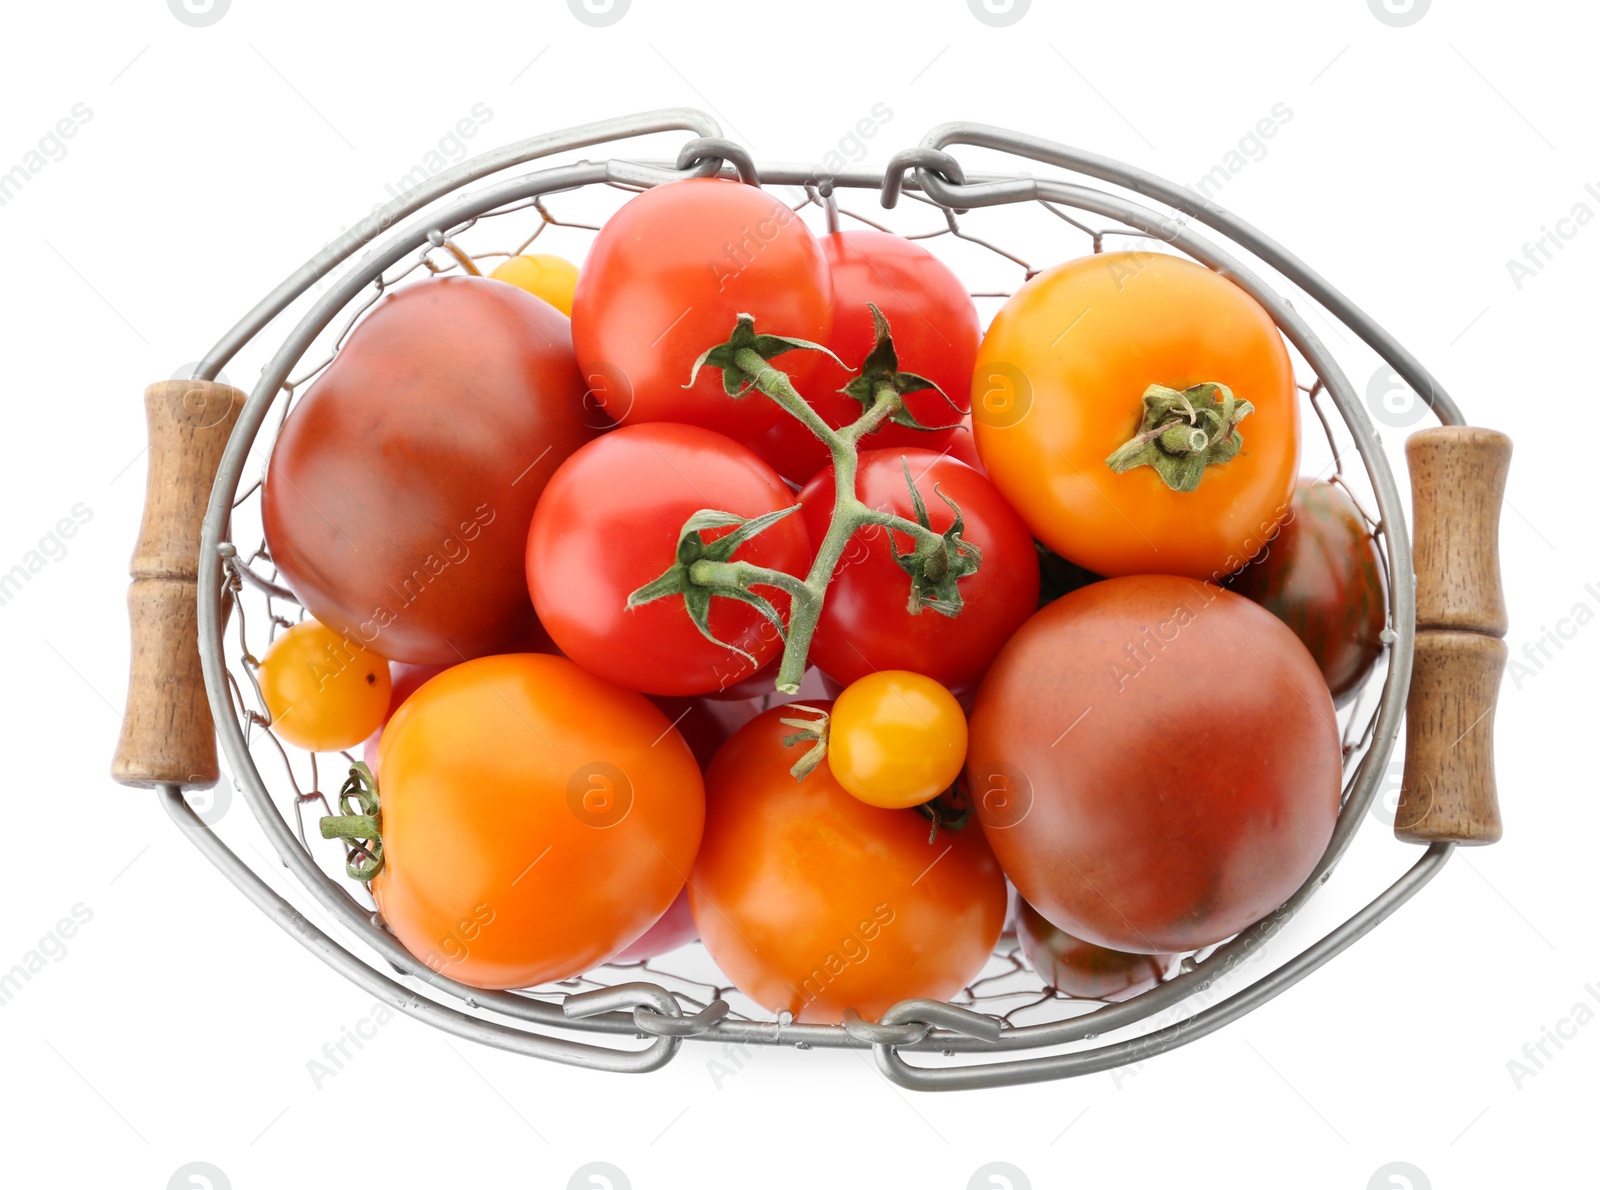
[158,785,681,1073]
[874,843,1454,1090]
[903,121,1462,427]
[194,107,723,382]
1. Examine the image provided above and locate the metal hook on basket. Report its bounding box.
[674,136,760,186]
[879,147,967,210]
[632,999,731,1039]
[840,1008,934,1048]
[876,999,1005,1043]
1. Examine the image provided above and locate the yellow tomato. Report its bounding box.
[489,253,580,316]
[258,620,391,751]
[827,671,968,809]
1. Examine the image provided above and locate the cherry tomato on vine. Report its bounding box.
[968,575,1341,954]
[828,670,968,809]
[748,230,980,483]
[690,703,1005,1022]
[489,252,580,316]
[258,620,391,752]
[973,252,1300,581]
[527,423,811,696]
[570,178,833,440]
[373,654,703,989]
[798,448,1039,689]
[1014,896,1172,1002]
[1225,478,1387,707]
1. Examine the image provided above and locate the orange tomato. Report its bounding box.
[972,251,1299,581]
[690,703,1005,1022]
[258,619,391,752]
[828,671,968,809]
[373,654,703,989]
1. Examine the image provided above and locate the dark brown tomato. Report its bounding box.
[967,575,1341,954]
[1014,895,1171,1002]
[262,276,595,664]
[1226,478,1386,706]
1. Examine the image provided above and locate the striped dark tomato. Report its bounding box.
[1226,478,1386,707]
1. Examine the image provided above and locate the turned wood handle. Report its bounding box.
[112,380,246,790]
[1396,426,1512,845]
[1407,426,1510,635]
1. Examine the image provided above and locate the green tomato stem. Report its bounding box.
[728,354,950,694]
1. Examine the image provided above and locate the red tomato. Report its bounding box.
[944,416,986,474]
[263,276,595,664]
[798,448,1040,689]
[527,424,811,696]
[570,178,832,442]
[690,704,1006,1022]
[748,230,980,483]
[968,575,1341,954]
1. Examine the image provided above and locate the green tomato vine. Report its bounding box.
[627,306,980,695]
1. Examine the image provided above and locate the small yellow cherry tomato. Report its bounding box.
[489,253,580,316]
[827,670,968,809]
[258,620,392,752]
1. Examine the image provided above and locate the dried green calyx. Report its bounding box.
[1105,382,1254,493]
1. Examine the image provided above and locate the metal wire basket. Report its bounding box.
[111,108,1511,1090]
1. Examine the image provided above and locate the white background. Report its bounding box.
[0,1,1594,1188]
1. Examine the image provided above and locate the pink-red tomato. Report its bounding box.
[748,230,980,483]
[798,448,1040,689]
[570,178,833,442]
[610,886,698,963]
[527,423,811,696]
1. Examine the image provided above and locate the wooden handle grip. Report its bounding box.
[1395,631,1505,845]
[1398,425,1512,845]
[1406,426,1511,635]
[112,380,246,790]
